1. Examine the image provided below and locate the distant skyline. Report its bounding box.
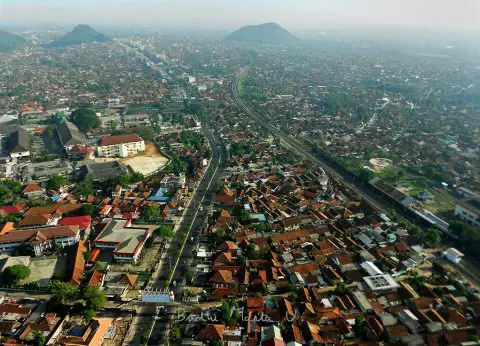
[1,0,479,32]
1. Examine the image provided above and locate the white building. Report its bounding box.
[446,248,464,264]
[97,133,145,158]
[454,197,480,230]
[0,226,80,256]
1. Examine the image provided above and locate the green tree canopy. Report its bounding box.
[2,264,31,284]
[31,329,46,346]
[49,280,78,304]
[83,309,97,321]
[80,203,95,216]
[71,107,101,133]
[0,179,22,204]
[154,225,175,239]
[169,323,181,341]
[75,179,95,197]
[221,300,241,326]
[144,204,161,222]
[424,228,442,246]
[46,173,68,191]
[83,286,106,311]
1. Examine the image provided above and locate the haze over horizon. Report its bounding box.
[1,0,479,33]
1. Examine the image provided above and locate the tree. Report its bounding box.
[31,330,46,346]
[136,127,155,141]
[49,280,78,304]
[83,309,97,321]
[83,286,106,311]
[75,179,95,197]
[169,323,181,341]
[154,225,175,239]
[108,119,118,130]
[245,243,261,260]
[0,179,22,204]
[358,168,375,182]
[353,316,366,338]
[80,203,94,216]
[46,173,67,191]
[144,204,161,222]
[424,228,442,246]
[333,282,347,295]
[71,107,101,133]
[221,300,241,326]
[3,264,31,284]
[130,172,144,182]
[83,250,92,262]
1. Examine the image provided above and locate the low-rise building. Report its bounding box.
[94,219,151,263]
[0,125,30,159]
[57,121,85,151]
[97,134,145,158]
[454,197,480,230]
[445,248,464,264]
[0,225,80,256]
[123,113,150,128]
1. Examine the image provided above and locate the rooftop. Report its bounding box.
[100,133,143,146]
[95,219,150,255]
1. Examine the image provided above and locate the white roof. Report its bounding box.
[361,261,384,276]
[364,274,399,291]
[447,248,464,257]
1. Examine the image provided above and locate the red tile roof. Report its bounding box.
[23,183,43,193]
[196,324,225,342]
[69,241,87,285]
[58,216,92,229]
[100,133,143,146]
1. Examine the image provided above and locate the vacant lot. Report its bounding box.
[123,142,169,176]
[27,257,67,285]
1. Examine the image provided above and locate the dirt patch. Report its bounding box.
[144,142,162,156]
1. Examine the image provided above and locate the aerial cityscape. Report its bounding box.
[0,0,479,345]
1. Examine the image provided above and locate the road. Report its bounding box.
[145,123,227,345]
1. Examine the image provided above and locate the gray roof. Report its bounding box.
[80,160,129,181]
[57,121,84,147]
[0,125,29,154]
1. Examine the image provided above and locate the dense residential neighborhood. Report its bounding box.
[0,10,479,346]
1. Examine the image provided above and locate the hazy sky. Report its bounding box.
[1,0,479,32]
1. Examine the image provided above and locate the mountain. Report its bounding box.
[50,24,111,47]
[0,30,26,53]
[225,22,300,45]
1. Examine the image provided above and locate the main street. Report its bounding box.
[145,123,226,345]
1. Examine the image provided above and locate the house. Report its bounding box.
[94,219,151,263]
[0,225,80,256]
[57,121,85,151]
[196,324,225,343]
[0,204,25,217]
[22,183,45,199]
[97,133,145,158]
[454,197,480,230]
[57,317,113,345]
[445,248,464,264]
[19,313,60,342]
[68,144,94,160]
